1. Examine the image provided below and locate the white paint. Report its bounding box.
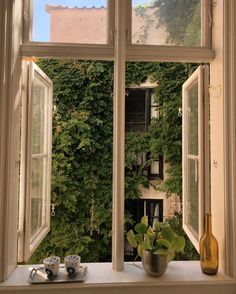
[112,0,126,271]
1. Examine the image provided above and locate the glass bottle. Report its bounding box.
[200,213,219,275]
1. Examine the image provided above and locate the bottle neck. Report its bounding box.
[205,213,212,234]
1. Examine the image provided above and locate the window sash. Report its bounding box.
[18,61,53,262]
[182,65,210,251]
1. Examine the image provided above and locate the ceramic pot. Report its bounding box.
[142,250,168,277]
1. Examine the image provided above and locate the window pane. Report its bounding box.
[33,0,108,44]
[186,158,199,237]
[186,81,198,155]
[125,89,146,132]
[132,0,201,46]
[31,157,44,239]
[32,76,46,154]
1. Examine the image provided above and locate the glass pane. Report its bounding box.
[30,157,45,238]
[32,76,46,154]
[125,89,146,132]
[186,80,198,155]
[33,0,108,44]
[132,0,201,46]
[186,158,199,236]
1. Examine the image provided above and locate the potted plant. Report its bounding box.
[127,216,185,276]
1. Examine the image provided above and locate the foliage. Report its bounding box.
[29,59,114,263]
[165,213,199,260]
[148,63,197,196]
[127,216,185,262]
[153,0,201,45]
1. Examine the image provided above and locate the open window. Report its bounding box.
[18,62,53,262]
[182,65,209,251]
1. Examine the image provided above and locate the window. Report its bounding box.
[125,89,148,132]
[2,0,236,283]
[129,0,211,47]
[147,155,163,180]
[182,65,209,251]
[18,62,53,262]
[125,88,163,180]
[29,0,111,44]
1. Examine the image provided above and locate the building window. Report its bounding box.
[125,88,163,181]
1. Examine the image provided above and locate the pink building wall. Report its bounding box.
[45,5,107,44]
[45,5,167,45]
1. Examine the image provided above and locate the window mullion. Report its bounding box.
[112,0,126,271]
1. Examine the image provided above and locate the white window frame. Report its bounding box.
[18,61,53,262]
[182,65,209,251]
[1,0,236,285]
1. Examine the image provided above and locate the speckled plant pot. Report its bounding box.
[142,250,168,277]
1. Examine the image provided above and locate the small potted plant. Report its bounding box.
[127,216,185,277]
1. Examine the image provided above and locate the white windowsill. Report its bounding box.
[0,261,235,294]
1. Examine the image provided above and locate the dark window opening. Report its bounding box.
[125,88,163,180]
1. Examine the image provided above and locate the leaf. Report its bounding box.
[134,233,143,244]
[153,222,162,232]
[142,241,150,251]
[156,238,171,249]
[127,230,138,248]
[161,226,177,244]
[137,244,143,257]
[154,248,168,255]
[146,227,155,238]
[146,235,154,250]
[172,235,185,252]
[141,215,148,226]
[134,223,147,234]
[166,249,175,262]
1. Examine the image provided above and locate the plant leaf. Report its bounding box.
[137,244,143,257]
[142,240,150,250]
[172,235,185,252]
[154,248,168,255]
[141,215,148,226]
[156,238,171,249]
[166,249,175,262]
[127,230,137,248]
[161,226,176,244]
[135,223,147,234]
[134,233,143,244]
[153,222,162,232]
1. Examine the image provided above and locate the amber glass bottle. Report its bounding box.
[200,213,219,275]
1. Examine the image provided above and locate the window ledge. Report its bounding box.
[0,261,235,294]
